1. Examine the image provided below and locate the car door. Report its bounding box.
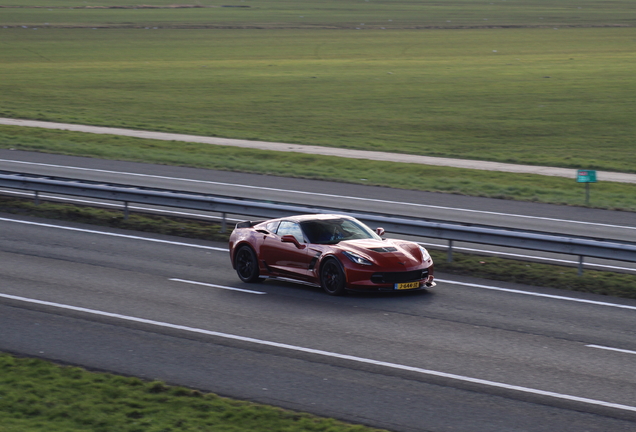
[260,220,313,280]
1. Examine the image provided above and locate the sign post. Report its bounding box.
[576,170,597,205]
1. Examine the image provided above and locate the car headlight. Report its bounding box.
[343,251,373,266]
[419,245,431,262]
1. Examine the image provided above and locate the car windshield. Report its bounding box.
[300,218,380,245]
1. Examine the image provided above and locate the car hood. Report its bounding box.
[337,239,424,267]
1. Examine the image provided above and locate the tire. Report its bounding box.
[320,259,347,296]
[235,245,261,283]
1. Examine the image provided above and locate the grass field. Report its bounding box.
[1,1,635,174]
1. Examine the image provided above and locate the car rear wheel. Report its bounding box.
[320,259,347,296]
[235,246,261,283]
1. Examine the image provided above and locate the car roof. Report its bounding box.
[280,214,355,223]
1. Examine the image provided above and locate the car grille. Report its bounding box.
[371,269,429,284]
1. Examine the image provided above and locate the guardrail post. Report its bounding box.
[578,256,584,276]
[221,212,227,233]
[447,239,454,263]
[34,191,40,205]
[124,201,129,220]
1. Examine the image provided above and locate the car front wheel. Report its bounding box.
[320,259,347,296]
[235,245,261,283]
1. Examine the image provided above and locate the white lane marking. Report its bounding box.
[438,279,636,311]
[0,217,227,252]
[586,345,636,356]
[3,216,634,311]
[2,159,635,231]
[170,278,265,295]
[1,292,634,414]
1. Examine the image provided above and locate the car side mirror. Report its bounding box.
[281,235,306,249]
[376,227,385,237]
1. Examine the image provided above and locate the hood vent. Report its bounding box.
[368,247,398,253]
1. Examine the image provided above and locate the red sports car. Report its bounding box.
[229,214,435,295]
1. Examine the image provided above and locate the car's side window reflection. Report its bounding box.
[277,221,305,243]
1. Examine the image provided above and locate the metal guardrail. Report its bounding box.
[2,171,636,273]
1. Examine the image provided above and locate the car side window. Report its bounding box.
[277,221,305,243]
[265,221,280,233]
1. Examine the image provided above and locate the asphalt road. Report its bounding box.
[1,215,635,431]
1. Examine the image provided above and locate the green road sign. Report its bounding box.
[577,170,597,183]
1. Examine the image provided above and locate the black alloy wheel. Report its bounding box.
[235,246,261,283]
[320,259,347,296]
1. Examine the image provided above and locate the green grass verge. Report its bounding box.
[0,353,387,432]
[2,196,635,299]
[2,126,636,211]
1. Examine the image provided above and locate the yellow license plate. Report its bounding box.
[395,281,421,290]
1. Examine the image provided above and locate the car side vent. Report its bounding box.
[368,247,398,253]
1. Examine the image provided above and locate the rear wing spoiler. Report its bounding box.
[235,220,266,229]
